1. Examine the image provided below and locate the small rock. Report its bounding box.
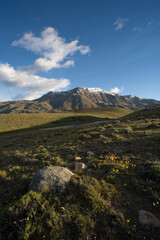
[139,210,160,227]
[29,166,74,193]
[87,151,94,156]
[75,156,82,161]
[74,162,86,172]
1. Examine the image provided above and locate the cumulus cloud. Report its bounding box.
[0,27,90,100]
[132,27,142,32]
[12,27,90,72]
[0,63,70,100]
[114,18,129,31]
[110,87,124,94]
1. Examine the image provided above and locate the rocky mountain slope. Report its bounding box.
[0,87,159,113]
[36,87,160,110]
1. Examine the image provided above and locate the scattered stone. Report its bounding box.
[74,162,86,172]
[29,166,74,193]
[139,210,160,228]
[87,151,94,156]
[75,156,82,161]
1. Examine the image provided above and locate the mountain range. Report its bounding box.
[0,87,159,113]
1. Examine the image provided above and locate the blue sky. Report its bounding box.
[0,0,160,101]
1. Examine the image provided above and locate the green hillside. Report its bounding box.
[121,104,160,121]
[0,108,133,133]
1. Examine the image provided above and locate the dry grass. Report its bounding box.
[0,108,133,133]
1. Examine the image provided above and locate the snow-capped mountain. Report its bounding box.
[0,87,159,113]
[84,88,115,95]
[36,87,160,110]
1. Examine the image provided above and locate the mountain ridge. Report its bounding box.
[0,87,159,113]
[36,87,160,110]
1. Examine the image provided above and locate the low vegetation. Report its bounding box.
[0,106,160,239]
[0,107,133,133]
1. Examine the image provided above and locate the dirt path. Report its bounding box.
[41,120,109,131]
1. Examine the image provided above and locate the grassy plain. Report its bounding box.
[0,106,160,239]
[0,107,133,133]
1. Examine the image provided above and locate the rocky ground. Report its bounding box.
[0,111,160,239]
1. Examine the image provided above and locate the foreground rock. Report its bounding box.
[139,210,160,227]
[87,151,94,156]
[74,162,86,172]
[29,166,74,193]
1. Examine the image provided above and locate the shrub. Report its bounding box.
[0,176,130,240]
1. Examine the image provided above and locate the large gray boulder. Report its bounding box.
[29,166,74,193]
[139,210,160,228]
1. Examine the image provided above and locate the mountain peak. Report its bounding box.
[61,87,116,96]
[35,87,160,111]
[85,88,116,95]
[45,87,115,96]
[0,87,159,113]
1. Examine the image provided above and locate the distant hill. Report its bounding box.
[121,104,160,121]
[0,87,159,113]
[0,101,53,114]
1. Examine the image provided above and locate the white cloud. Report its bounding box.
[148,20,154,26]
[0,27,90,100]
[132,27,142,32]
[0,63,70,100]
[114,18,129,31]
[110,87,124,94]
[12,27,90,72]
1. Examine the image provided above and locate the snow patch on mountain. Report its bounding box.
[85,88,116,95]
[124,95,144,100]
[50,87,116,96]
